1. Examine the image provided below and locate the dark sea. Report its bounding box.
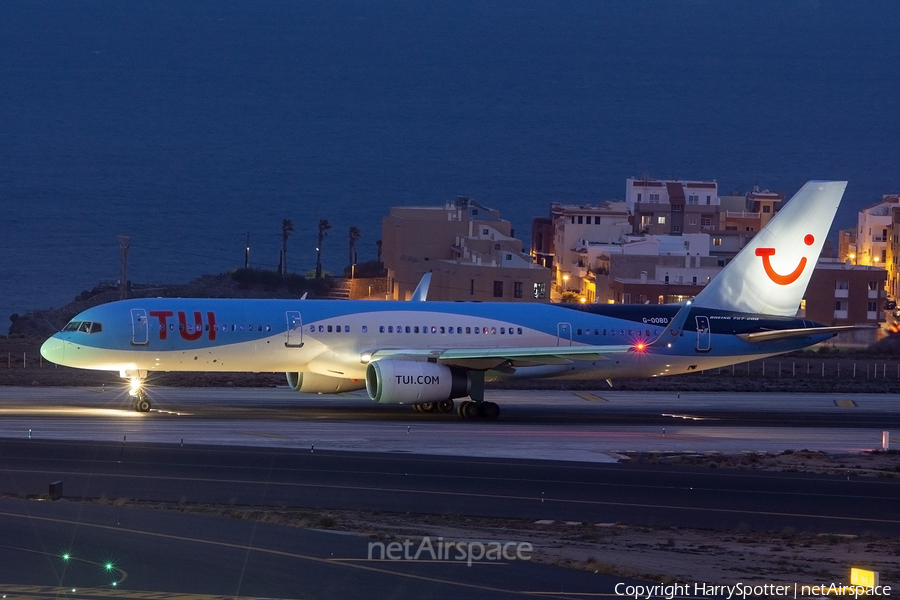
[2,0,899,323]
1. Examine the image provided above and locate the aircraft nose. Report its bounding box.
[40,336,66,365]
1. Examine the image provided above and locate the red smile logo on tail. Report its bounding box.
[755,234,814,285]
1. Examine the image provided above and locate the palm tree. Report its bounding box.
[348,226,361,275]
[281,219,294,277]
[315,219,332,279]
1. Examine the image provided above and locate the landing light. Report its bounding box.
[128,378,142,397]
[360,353,372,364]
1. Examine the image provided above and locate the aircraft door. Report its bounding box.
[695,316,711,353]
[285,311,304,347]
[557,322,573,346]
[131,308,149,346]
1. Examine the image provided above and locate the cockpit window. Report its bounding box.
[62,321,102,334]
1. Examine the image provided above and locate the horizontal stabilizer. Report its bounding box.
[649,300,692,348]
[737,324,876,343]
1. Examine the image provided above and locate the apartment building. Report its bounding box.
[804,262,887,326]
[382,196,551,302]
[856,195,898,267]
[626,177,719,236]
[530,201,631,295]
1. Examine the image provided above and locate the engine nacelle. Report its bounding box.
[365,360,470,404]
[285,372,366,394]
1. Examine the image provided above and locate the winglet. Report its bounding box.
[649,300,692,348]
[410,272,432,301]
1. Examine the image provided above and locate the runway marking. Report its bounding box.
[575,393,607,402]
[236,430,293,440]
[834,399,857,408]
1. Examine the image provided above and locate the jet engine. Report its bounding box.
[365,360,470,404]
[285,372,366,394]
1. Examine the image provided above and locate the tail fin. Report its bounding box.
[692,180,847,317]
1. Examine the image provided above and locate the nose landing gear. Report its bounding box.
[131,389,151,413]
[124,372,151,412]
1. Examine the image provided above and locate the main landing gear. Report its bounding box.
[410,399,500,419]
[411,371,500,420]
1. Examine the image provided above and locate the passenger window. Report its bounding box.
[345,326,350,332]
[387,326,393,333]
[517,327,522,334]
[577,329,583,335]
[414,326,420,333]
[431,326,437,333]
[466,327,471,334]
[362,326,368,333]
[500,327,505,334]
[440,327,445,334]
[491,327,496,334]
[405,326,411,333]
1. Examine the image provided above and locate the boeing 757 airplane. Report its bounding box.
[42,181,854,418]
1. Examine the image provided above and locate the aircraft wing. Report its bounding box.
[370,345,634,371]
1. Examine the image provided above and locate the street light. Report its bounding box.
[562,274,569,291]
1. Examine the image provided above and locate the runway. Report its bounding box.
[0,386,896,461]
[0,386,898,598]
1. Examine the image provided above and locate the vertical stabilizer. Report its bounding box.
[692,180,847,317]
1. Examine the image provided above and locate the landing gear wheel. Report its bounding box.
[419,401,436,413]
[132,395,151,413]
[460,400,481,419]
[437,399,454,413]
[480,401,500,420]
